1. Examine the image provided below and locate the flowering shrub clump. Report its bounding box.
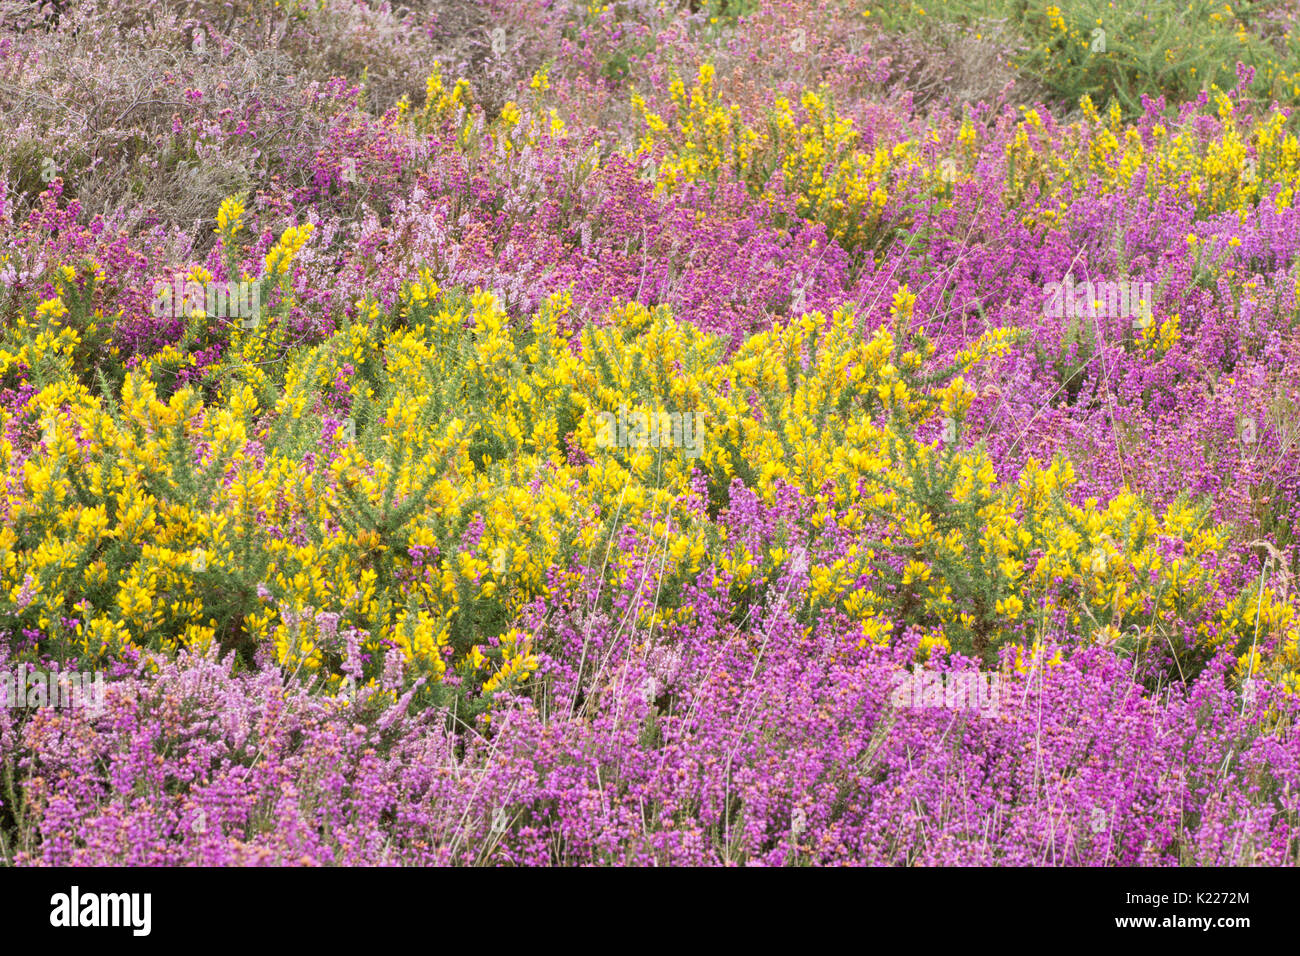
[3,0,1300,866]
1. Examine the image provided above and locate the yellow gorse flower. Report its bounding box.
[264,223,314,278]
[215,195,245,237]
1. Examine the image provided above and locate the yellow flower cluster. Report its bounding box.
[215,195,245,238]
[414,61,475,148]
[263,223,314,279]
[633,68,931,253]
[419,62,471,127]
[1012,93,1300,224]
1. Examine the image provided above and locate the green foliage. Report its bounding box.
[868,0,1300,119]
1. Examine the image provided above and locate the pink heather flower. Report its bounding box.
[341,627,364,682]
[382,644,405,690]
[15,574,35,611]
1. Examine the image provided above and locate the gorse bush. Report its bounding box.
[1002,93,1300,222]
[5,222,1296,722]
[633,64,941,261]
